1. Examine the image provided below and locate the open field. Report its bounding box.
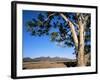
[23,61,77,69]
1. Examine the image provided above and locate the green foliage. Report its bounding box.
[27,21,36,27]
[50,32,59,41]
[38,13,44,21]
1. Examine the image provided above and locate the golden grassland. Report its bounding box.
[23,61,67,69]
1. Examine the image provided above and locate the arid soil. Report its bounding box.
[23,61,67,69]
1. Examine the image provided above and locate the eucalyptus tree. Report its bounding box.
[26,11,91,66]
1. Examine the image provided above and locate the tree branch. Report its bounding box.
[60,13,78,48]
[84,15,89,21]
[71,20,79,29]
[44,13,55,22]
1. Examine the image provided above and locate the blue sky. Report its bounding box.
[22,10,75,59]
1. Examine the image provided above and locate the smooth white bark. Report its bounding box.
[60,13,78,48]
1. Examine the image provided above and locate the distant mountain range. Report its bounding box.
[23,57,76,62]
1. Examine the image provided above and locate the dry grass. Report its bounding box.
[23,61,67,69]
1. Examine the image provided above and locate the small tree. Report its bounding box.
[26,11,91,66]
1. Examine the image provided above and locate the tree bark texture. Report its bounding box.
[78,20,85,66]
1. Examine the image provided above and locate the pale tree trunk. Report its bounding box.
[78,20,85,66]
[60,13,85,66]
